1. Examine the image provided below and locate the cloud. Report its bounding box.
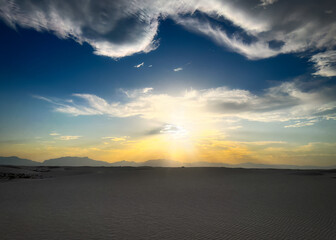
[284,119,318,128]
[33,95,56,104]
[134,62,144,68]
[174,16,280,60]
[174,0,336,63]
[47,131,81,140]
[36,79,336,127]
[310,50,336,77]
[57,135,81,141]
[102,136,129,141]
[148,65,153,67]
[0,0,160,58]
[159,124,188,138]
[173,67,183,72]
[1,0,335,74]
[259,0,278,7]
[49,132,60,136]
[121,87,153,98]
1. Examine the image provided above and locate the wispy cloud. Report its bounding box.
[57,136,81,141]
[159,124,188,138]
[48,131,81,140]
[174,16,279,60]
[33,95,56,103]
[121,87,153,98]
[102,136,129,142]
[134,62,144,68]
[1,0,335,75]
[284,120,318,128]
[173,67,183,72]
[259,0,278,7]
[35,80,336,128]
[49,132,60,136]
[0,1,159,58]
[310,51,336,77]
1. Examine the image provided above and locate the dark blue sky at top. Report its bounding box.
[0,18,310,99]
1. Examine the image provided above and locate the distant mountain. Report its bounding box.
[109,159,183,167]
[142,159,182,167]
[0,156,335,169]
[110,160,138,167]
[185,162,226,167]
[43,157,110,166]
[0,156,40,166]
[229,162,336,170]
[187,161,336,169]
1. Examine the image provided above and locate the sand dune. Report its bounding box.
[0,167,336,239]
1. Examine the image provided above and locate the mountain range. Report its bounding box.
[0,156,335,169]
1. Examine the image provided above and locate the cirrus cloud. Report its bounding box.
[1,0,336,76]
[35,79,336,127]
[173,67,183,72]
[57,135,81,141]
[310,50,336,77]
[134,62,145,68]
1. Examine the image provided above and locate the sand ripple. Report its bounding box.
[0,167,335,239]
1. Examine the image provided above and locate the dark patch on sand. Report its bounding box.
[0,166,42,181]
[289,170,325,176]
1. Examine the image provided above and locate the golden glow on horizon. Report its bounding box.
[1,130,336,167]
[0,103,335,167]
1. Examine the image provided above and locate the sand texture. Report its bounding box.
[0,166,336,239]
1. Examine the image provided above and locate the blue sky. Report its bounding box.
[0,0,336,165]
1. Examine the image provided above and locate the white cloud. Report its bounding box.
[173,67,183,72]
[174,17,278,60]
[102,136,129,141]
[310,50,336,77]
[148,65,153,67]
[1,0,335,74]
[49,132,60,136]
[160,124,188,138]
[259,0,278,7]
[47,131,81,140]
[36,80,336,127]
[134,62,144,68]
[0,0,160,59]
[57,136,81,141]
[121,87,153,98]
[284,120,318,128]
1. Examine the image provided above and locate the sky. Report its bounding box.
[0,0,336,166]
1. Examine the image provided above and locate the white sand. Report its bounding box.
[0,167,336,239]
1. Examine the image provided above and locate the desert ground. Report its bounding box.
[1,166,336,240]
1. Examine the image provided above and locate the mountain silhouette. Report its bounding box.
[0,156,335,169]
[43,157,111,166]
[0,156,40,166]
